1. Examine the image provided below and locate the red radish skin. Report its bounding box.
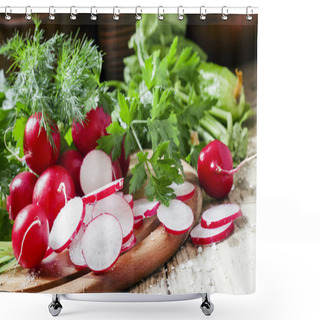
[121,233,136,253]
[133,198,160,219]
[7,171,37,220]
[49,197,85,253]
[43,247,54,260]
[23,113,61,175]
[112,159,123,181]
[32,165,76,230]
[59,150,84,196]
[170,181,195,202]
[72,107,112,155]
[197,140,234,199]
[80,149,113,195]
[123,194,134,209]
[12,204,49,269]
[201,204,242,228]
[134,218,143,229]
[190,222,234,246]
[82,213,123,273]
[69,223,87,268]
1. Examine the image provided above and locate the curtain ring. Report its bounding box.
[70,6,77,20]
[90,6,97,21]
[4,6,11,21]
[177,6,184,20]
[135,6,142,21]
[49,6,55,20]
[25,6,32,20]
[200,6,207,20]
[221,6,228,21]
[246,6,253,21]
[158,6,164,21]
[113,6,120,21]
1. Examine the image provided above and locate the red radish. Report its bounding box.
[133,198,160,219]
[157,200,194,235]
[59,150,84,196]
[82,178,124,204]
[72,107,112,155]
[83,204,94,225]
[92,194,134,243]
[112,159,123,181]
[12,204,49,269]
[123,194,134,209]
[7,171,37,220]
[49,197,85,253]
[23,113,61,175]
[118,140,130,177]
[69,223,87,268]
[121,233,136,253]
[134,218,143,229]
[32,165,76,230]
[201,204,242,228]
[190,222,234,246]
[170,181,195,202]
[82,213,123,273]
[80,149,113,195]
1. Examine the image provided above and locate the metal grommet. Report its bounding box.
[246,6,253,21]
[221,6,228,21]
[70,6,77,21]
[90,6,97,21]
[113,6,120,21]
[177,6,184,20]
[200,6,207,20]
[49,6,55,20]
[135,6,142,21]
[25,6,32,20]
[5,6,11,21]
[158,6,164,21]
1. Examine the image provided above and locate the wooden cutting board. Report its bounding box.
[0,160,202,293]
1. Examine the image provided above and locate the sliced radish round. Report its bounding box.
[43,247,54,260]
[83,204,94,225]
[133,198,160,219]
[92,194,134,243]
[121,233,136,253]
[134,217,143,229]
[190,222,234,246]
[82,178,124,204]
[80,149,113,195]
[82,213,123,273]
[201,204,242,229]
[49,197,85,253]
[116,191,124,197]
[123,194,134,209]
[69,223,87,268]
[170,181,195,202]
[157,199,194,235]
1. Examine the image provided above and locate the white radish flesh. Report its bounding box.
[49,197,85,253]
[170,181,195,202]
[92,194,134,243]
[201,204,242,228]
[82,213,123,273]
[190,222,234,246]
[82,178,124,204]
[80,149,113,195]
[69,223,87,268]
[123,194,134,209]
[157,199,194,235]
[121,233,136,253]
[133,198,160,219]
[83,204,94,225]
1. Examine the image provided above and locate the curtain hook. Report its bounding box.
[49,6,55,20]
[246,6,253,21]
[135,6,142,21]
[113,6,120,21]
[177,6,184,20]
[200,6,207,20]
[90,6,97,20]
[25,6,32,20]
[70,6,77,20]
[158,6,164,21]
[221,6,228,21]
[5,6,11,21]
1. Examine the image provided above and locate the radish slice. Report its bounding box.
[133,198,160,219]
[170,181,195,202]
[83,204,94,225]
[123,194,134,209]
[134,218,143,229]
[157,199,194,235]
[190,222,234,246]
[116,191,124,197]
[80,149,113,194]
[121,233,136,253]
[49,197,85,253]
[69,223,87,268]
[92,194,134,243]
[82,213,123,273]
[43,247,53,260]
[201,204,242,228]
[82,178,124,204]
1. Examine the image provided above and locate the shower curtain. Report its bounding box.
[0,9,257,295]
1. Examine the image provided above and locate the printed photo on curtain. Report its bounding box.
[0,11,257,295]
